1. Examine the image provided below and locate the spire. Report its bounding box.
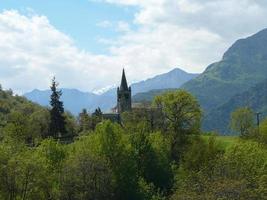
[120,68,129,90]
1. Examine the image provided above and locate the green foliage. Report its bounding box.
[0,83,266,200]
[259,118,267,144]
[130,128,173,191]
[96,121,140,200]
[49,77,67,138]
[230,107,255,137]
[153,90,202,162]
[78,108,91,132]
[0,88,43,131]
[202,135,239,150]
[153,90,201,134]
[172,140,267,200]
[61,142,114,200]
[0,140,61,200]
[204,79,267,134]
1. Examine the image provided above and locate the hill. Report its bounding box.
[24,68,198,115]
[204,79,267,134]
[133,29,267,134]
[0,87,43,127]
[182,28,267,111]
[133,88,176,102]
[134,29,267,110]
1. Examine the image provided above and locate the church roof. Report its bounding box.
[120,69,129,90]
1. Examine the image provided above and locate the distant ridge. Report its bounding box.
[24,68,198,115]
[132,28,267,134]
[204,79,267,134]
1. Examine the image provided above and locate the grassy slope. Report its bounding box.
[202,135,239,150]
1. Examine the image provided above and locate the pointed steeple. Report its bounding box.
[120,68,129,90]
[117,68,132,114]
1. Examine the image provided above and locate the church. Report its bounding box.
[102,69,132,122]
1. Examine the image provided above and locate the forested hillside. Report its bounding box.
[0,86,267,200]
[0,86,43,127]
[0,85,77,142]
[204,79,267,134]
[182,28,267,111]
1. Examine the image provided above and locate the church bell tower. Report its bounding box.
[117,69,132,114]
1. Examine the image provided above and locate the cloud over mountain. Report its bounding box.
[1,0,267,93]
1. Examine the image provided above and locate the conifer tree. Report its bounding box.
[49,77,66,138]
[93,107,102,117]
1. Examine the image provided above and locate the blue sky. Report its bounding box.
[0,0,267,93]
[0,0,138,54]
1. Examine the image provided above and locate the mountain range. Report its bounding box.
[24,28,267,134]
[134,28,267,134]
[24,68,198,115]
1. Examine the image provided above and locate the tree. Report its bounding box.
[49,77,66,138]
[153,90,202,162]
[91,107,103,130]
[171,140,267,200]
[93,107,102,118]
[3,111,31,143]
[96,121,139,200]
[28,109,50,140]
[130,126,173,191]
[78,109,90,132]
[61,148,114,200]
[121,105,165,133]
[230,107,254,137]
[259,118,267,144]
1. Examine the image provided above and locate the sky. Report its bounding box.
[0,0,267,94]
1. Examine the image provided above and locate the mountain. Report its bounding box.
[25,89,98,115]
[131,68,198,94]
[24,68,198,115]
[182,28,267,111]
[133,89,176,103]
[204,79,267,134]
[132,29,267,134]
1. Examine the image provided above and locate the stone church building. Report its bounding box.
[102,69,132,122]
[117,69,132,113]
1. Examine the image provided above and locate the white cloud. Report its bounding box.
[116,21,130,32]
[0,10,123,93]
[1,0,267,93]
[96,20,113,28]
[97,0,267,76]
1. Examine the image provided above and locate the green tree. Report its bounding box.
[61,146,114,200]
[96,121,139,200]
[172,140,267,200]
[28,109,50,140]
[130,124,173,191]
[230,107,254,137]
[122,105,166,133]
[258,118,267,144]
[49,77,66,138]
[153,90,201,162]
[78,109,91,132]
[0,140,57,200]
[3,111,31,144]
[91,107,103,130]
